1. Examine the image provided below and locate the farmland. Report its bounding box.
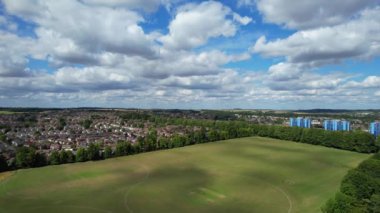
[0,137,368,213]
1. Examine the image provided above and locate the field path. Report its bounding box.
[217,168,293,213]
[268,183,293,213]
[123,164,151,213]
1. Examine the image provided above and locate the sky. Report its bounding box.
[0,0,379,109]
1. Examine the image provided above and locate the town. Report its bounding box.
[1,109,379,165]
[0,109,201,162]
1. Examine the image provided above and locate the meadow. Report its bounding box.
[0,111,16,115]
[0,137,369,213]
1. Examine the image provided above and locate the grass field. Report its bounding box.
[0,111,16,115]
[0,137,369,213]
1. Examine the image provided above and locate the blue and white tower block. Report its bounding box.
[289,117,311,128]
[370,122,380,137]
[324,120,350,131]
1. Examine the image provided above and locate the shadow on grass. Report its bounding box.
[128,165,272,213]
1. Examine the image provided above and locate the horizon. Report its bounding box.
[0,0,379,109]
[0,106,380,112]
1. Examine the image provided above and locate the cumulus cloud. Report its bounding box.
[266,70,348,91]
[4,0,158,60]
[344,76,380,89]
[267,62,304,81]
[251,6,380,99]
[237,0,255,8]
[81,0,168,12]
[109,49,250,79]
[0,31,35,77]
[252,7,380,65]
[0,0,379,109]
[255,0,378,29]
[0,15,18,32]
[160,1,252,50]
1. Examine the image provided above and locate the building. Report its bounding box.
[369,122,380,137]
[324,120,350,131]
[311,120,321,126]
[289,117,311,128]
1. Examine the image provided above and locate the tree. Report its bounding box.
[81,119,92,129]
[34,152,47,167]
[376,137,380,151]
[208,129,219,142]
[134,141,142,152]
[358,159,380,179]
[59,150,69,164]
[58,117,66,131]
[126,142,134,155]
[115,141,127,156]
[171,134,185,148]
[15,147,36,168]
[341,170,377,200]
[76,148,87,162]
[145,130,157,151]
[0,133,6,142]
[65,151,75,163]
[135,137,145,153]
[158,137,169,149]
[49,151,61,165]
[0,155,8,172]
[369,194,380,213]
[322,192,356,213]
[104,146,113,159]
[87,143,100,160]
[373,152,380,161]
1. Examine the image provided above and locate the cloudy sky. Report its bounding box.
[0,0,379,109]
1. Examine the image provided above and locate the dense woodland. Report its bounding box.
[323,153,380,212]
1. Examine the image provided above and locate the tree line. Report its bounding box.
[322,152,380,212]
[1,119,379,172]
[251,125,379,153]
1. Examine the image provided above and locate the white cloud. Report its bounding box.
[0,31,35,77]
[0,15,18,32]
[255,0,378,29]
[0,0,379,109]
[237,0,255,8]
[233,13,253,25]
[253,7,380,66]
[266,70,348,91]
[267,62,304,81]
[81,0,168,12]
[344,76,380,88]
[4,0,158,60]
[251,6,380,85]
[160,1,251,50]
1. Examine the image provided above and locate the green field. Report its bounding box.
[0,137,369,213]
[0,111,16,115]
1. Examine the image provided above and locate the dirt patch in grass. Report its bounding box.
[0,172,13,183]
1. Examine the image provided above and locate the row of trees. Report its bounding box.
[1,120,379,172]
[119,112,379,153]
[322,153,380,212]
[251,125,379,153]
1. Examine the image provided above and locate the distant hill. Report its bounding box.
[294,109,380,114]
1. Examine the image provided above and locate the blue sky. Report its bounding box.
[0,0,379,109]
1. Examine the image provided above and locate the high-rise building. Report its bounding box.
[324,120,350,131]
[370,122,380,137]
[289,117,311,128]
[324,120,332,131]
